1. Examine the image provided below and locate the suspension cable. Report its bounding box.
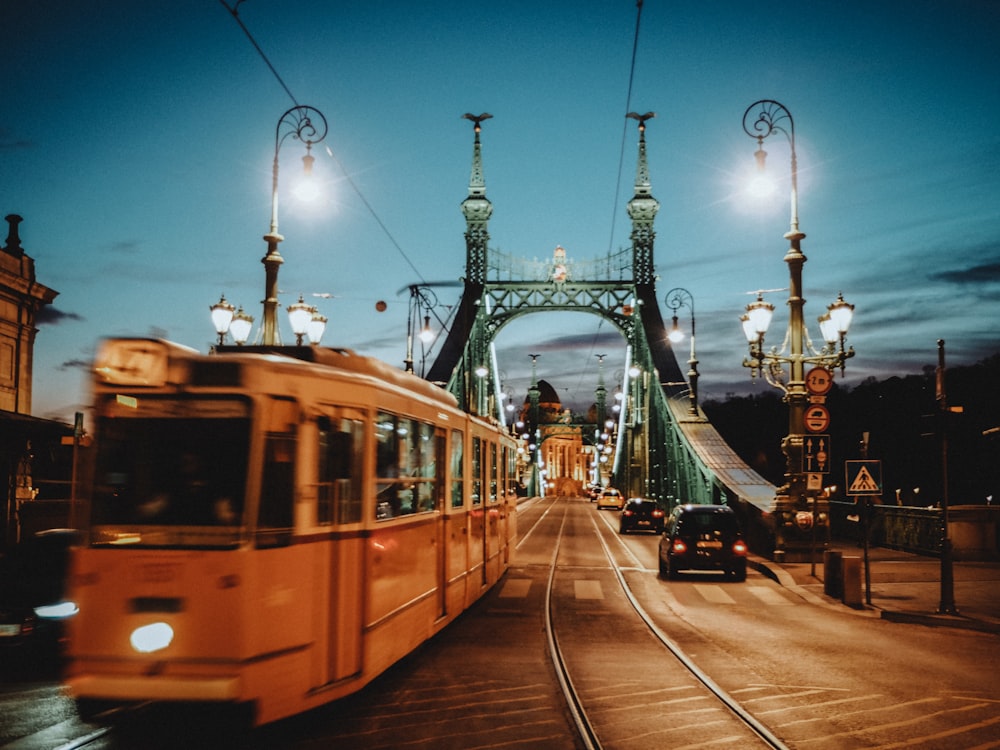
[218,0,428,285]
[606,0,646,255]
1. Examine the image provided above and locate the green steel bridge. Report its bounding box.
[425,113,780,549]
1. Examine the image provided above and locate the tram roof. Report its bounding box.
[214,343,457,407]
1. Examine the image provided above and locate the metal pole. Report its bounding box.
[260,105,328,345]
[937,339,957,614]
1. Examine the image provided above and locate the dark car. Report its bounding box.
[0,529,80,669]
[658,504,747,581]
[619,498,665,534]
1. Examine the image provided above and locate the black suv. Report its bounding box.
[658,505,747,581]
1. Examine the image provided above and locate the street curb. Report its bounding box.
[750,556,1000,634]
[880,610,1000,634]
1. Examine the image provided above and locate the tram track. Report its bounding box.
[541,497,789,750]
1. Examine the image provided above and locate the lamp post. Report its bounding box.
[260,105,328,345]
[404,285,439,375]
[665,287,699,416]
[739,100,856,555]
[210,295,235,346]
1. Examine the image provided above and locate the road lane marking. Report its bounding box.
[747,585,795,605]
[499,578,532,598]
[693,584,736,604]
[575,580,604,600]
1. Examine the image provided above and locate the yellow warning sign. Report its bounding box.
[845,460,882,496]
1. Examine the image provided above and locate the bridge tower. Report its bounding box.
[427,114,776,523]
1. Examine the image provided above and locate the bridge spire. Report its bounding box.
[461,113,493,284]
[626,112,660,285]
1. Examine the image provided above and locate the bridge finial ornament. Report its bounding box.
[461,113,493,283]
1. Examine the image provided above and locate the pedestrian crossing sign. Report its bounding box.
[845,460,882,496]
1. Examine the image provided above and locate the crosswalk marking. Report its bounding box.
[693,583,736,604]
[498,578,532,598]
[747,585,794,605]
[575,580,604,600]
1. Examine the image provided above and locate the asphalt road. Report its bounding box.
[3,496,997,749]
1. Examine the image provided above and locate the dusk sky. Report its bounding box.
[4,0,999,422]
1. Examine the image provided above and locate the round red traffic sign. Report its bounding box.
[805,366,833,396]
[804,404,830,433]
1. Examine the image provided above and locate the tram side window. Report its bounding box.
[489,442,498,503]
[258,433,295,547]
[317,415,363,524]
[471,436,482,507]
[375,412,437,520]
[450,429,463,508]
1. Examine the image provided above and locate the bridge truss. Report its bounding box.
[426,114,775,524]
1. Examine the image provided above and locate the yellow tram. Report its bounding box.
[65,338,517,725]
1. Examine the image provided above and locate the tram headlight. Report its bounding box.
[34,600,79,620]
[130,622,174,654]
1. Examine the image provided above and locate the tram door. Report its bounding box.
[470,436,487,588]
[317,413,364,683]
[434,429,447,618]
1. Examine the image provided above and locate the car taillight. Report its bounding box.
[623,509,634,517]
[652,509,664,518]
[671,539,687,554]
[733,540,748,556]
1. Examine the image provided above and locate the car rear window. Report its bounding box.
[679,512,739,533]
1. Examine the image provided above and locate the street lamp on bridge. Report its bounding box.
[208,106,329,348]
[259,105,329,345]
[665,287,699,417]
[738,99,856,554]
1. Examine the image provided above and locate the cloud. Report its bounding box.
[58,358,90,372]
[0,129,34,150]
[931,260,1000,284]
[36,307,84,325]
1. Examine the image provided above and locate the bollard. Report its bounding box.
[842,556,863,607]
[824,550,842,599]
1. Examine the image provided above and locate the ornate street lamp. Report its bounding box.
[664,287,699,416]
[739,99,856,554]
[286,296,313,346]
[260,105,329,345]
[210,295,235,345]
[307,309,327,345]
[403,284,439,375]
[229,307,254,345]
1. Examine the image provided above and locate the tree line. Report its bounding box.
[701,353,1000,507]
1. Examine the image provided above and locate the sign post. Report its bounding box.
[847,448,882,605]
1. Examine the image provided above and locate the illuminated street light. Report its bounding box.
[287,296,313,346]
[404,284,439,374]
[307,309,327,345]
[260,105,329,345]
[209,295,235,345]
[229,307,254,345]
[739,99,857,557]
[664,287,699,416]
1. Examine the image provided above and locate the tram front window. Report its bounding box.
[90,413,250,548]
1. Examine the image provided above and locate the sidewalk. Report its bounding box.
[749,541,1000,634]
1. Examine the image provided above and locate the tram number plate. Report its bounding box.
[696,540,723,548]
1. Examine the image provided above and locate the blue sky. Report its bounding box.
[3,0,999,421]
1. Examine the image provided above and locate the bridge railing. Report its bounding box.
[830,500,943,556]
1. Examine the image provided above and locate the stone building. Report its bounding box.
[0,214,68,549]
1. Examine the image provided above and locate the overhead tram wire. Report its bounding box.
[218,0,429,286]
[606,0,646,255]
[570,1,644,408]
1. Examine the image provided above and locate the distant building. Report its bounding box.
[0,214,69,549]
[518,379,593,495]
[0,214,57,413]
